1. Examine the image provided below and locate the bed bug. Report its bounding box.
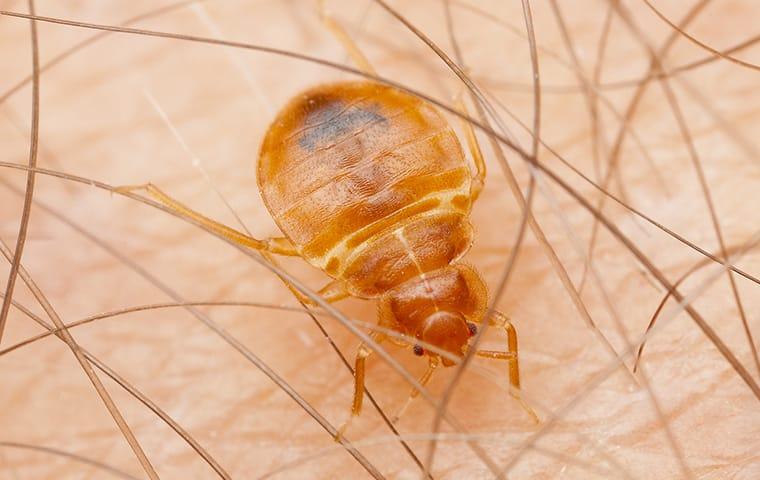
[121,2,537,439]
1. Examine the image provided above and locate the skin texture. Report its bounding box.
[0,1,759,479]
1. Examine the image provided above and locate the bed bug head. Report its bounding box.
[418,310,470,366]
[381,265,488,366]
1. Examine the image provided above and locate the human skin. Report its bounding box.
[0,1,758,479]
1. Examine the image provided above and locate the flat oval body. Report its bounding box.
[258,81,474,297]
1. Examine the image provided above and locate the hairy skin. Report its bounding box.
[0,1,758,479]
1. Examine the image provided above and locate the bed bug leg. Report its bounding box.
[116,183,299,255]
[335,333,385,441]
[474,312,539,423]
[283,278,351,307]
[454,93,487,202]
[318,0,377,76]
[391,356,439,424]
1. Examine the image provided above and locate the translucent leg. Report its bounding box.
[392,356,440,423]
[454,94,486,202]
[318,0,377,76]
[117,183,298,255]
[287,279,351,306]
[335,333,385,441]
[120,183,355,308]
[476,312,539,423]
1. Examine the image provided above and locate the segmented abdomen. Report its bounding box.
[258,81,473,297]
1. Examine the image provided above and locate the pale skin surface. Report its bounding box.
[0,1,759,479]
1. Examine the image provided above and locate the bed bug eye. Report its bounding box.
[467,322,478,336]
[413,345,424,356]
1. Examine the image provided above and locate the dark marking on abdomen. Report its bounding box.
[298,98,386,151]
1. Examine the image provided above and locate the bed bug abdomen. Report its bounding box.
[258,81,474,297]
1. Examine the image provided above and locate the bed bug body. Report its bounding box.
[259,81,486,362]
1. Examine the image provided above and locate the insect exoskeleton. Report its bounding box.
[257,81,492,359]
[254,80,536,433]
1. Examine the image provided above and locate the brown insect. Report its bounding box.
[122,3,537,438]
